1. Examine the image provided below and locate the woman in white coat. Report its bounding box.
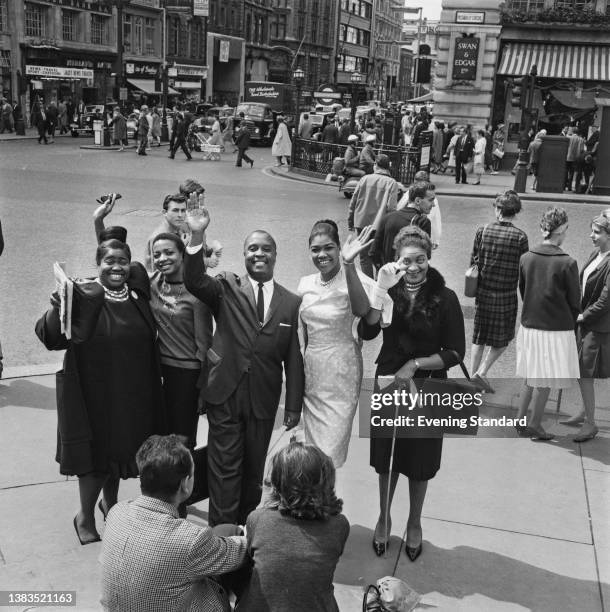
[272,116,292,166]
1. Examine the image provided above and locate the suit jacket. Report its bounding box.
[184,250,304,419]
[580,250,610,332]
[454,134,474,161]
[235,126,251,149]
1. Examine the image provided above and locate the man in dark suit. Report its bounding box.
[184,209,304,526]
[234,112,254,168]
[454,126,474,184]
[169,111,193,160]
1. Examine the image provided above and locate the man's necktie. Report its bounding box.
[257,282,264,324]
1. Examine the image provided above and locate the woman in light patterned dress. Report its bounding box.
[297,220,392,467]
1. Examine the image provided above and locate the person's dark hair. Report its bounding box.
[266,442,342,520]
[477,129,485,138]
[99,226,127,244]
[303,113,309,119]
[162,193,187,211]
[96,239,131,265]
[179,178,205,196]
[376,154,390,170]
[309,219,340,247]
[540,206,568,238]
[393,225,432,259]
[136,434,193,502]
[495,191,522,217]
[239,111,245,118]
[244,230,277,251]
[152,232,186,254]
[409,181,435,202]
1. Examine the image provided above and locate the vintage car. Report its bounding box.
[70,104,105,137]
[234,102,275,145]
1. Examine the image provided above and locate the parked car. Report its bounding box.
[70,104,105,137]
[234,102,275,145]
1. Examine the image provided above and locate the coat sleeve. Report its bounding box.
[581,271,610,327]
[438,289,466,369]
[35,307,69,351]
[370,214,387,268]
[470,226,483,267]
[283,298,305,414]
[348,183,361,230]
[184,248,222,315]
[565,259,582,325]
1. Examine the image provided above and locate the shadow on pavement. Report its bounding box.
[0,377,56,410]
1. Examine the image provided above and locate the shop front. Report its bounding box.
[206,34,245,106]
[170,63,207,101]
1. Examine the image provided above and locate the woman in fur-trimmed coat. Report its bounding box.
[360,226,465,562]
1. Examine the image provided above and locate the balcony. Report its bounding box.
[500,4,610,30]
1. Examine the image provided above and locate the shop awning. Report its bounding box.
[498,43,610,81]
[173,81,201,90]
[126,78,179,95]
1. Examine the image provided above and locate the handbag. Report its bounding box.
[493,147,505,159]
[464,224,488,298]
[363,578,421,612]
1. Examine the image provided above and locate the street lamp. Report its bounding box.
[291,67,305,166]
[513,65,538,194]
[350,71,363,133]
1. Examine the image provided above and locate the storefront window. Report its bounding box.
[554,0,587,8]
[62,10,77,41]
[170,18,179,56]
[144,17,155,55]
[91,14,109,45]
[25,3,47,37]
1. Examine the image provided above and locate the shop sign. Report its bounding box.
[193,0,209,17]
[119,87,128,100]
[174,63,208,77]
[455,11,485,24]
[219,40,230,63]
[174,81,202,89]
[452,37,479,81]
[125,62,159,77]
[65,59,113,71]
[164,0,192,12]
[26,65,94,79]
[313,85,341,105]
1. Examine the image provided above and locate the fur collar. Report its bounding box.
[389,267,446,338]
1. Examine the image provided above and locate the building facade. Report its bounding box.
[369,0,402,102]
[244,0,273,82]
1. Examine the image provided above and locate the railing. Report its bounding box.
[291,138,421,186]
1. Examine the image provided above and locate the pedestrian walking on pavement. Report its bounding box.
[168,111,192,161]
[561,209,610,443]
[32,99,48,144]
[472,130,487,185]
[491,124,505,174]
[565,127,585,192]
[235,113,253,168]
[515,207,581,441]
[109,107,128,151]
[58,99,69,134]
[35,239,167,545]
[0,98,14,133]
[137,106,149,155]
[271,116,292,166]
[46,100,58,142]
[454,126,474,184]
[527,129,546,191]
[150,107,161,147]
[469,191,529,393]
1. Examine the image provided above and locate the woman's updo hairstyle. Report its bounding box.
[540,206,568,239]
[592,208,610,235]
[495,190,522,217]
[308,219,341,247]
[152,232,186,255]
[393,225,432,259]
[96,239,131,265]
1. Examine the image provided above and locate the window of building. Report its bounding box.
[554,0,587,8]
[505,0,544,10]
[123,14,132,52]
[170,17,179,56]
[25,3,47,37]
[62,10,77,41]
[220,4,226,26]
[91,14,109,45]
[0,0,7,32]
[271,14,287,38]
[144,17,155,55]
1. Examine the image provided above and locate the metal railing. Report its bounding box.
[291,138,421,185]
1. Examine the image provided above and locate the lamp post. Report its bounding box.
[350,71,363,133]
[291,67,305,166]
[161,5,169,142]
[513,65,538,194]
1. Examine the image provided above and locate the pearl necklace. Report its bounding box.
[102,284,129,302]
[318,267,341,288]
[404,278,426,293]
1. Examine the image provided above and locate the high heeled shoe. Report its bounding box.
[98,499,108,522]
[573,425,599,443]
[405,542,422,562]
[372,538,389,556]
[73,516,101,546]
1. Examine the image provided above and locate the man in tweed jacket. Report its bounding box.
[101,435,247,612]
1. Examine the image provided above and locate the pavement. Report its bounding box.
[268,164,610,206]
[1,135,609,611]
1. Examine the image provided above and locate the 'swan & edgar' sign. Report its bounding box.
[452,38,479,81]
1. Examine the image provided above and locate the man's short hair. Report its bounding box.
[243,230,277,251]
[136,435,193,502]
[303,113,309,119]
[409,181,435,202]
[162,193,187,211]
[376,154,390,170]
[239,112,245,118]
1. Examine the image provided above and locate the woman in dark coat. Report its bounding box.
[561,208,610,442]
[469,191,529,392]
[361,226,465,562]
[109,107,128,150]
[35,240,165,544]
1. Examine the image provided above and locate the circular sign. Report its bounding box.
[314,83,342,106]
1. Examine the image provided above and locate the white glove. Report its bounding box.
[372,263,405,309]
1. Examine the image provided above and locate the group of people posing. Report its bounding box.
[34,169,608,609]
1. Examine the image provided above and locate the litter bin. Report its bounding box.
[14,118,25,136]
[93,120,103,146]
[103,124,111,146]
[536,136,569,193]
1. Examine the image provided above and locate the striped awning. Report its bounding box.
[498,43,610,81]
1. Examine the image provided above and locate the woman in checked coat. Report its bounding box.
[469,191,529,392]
